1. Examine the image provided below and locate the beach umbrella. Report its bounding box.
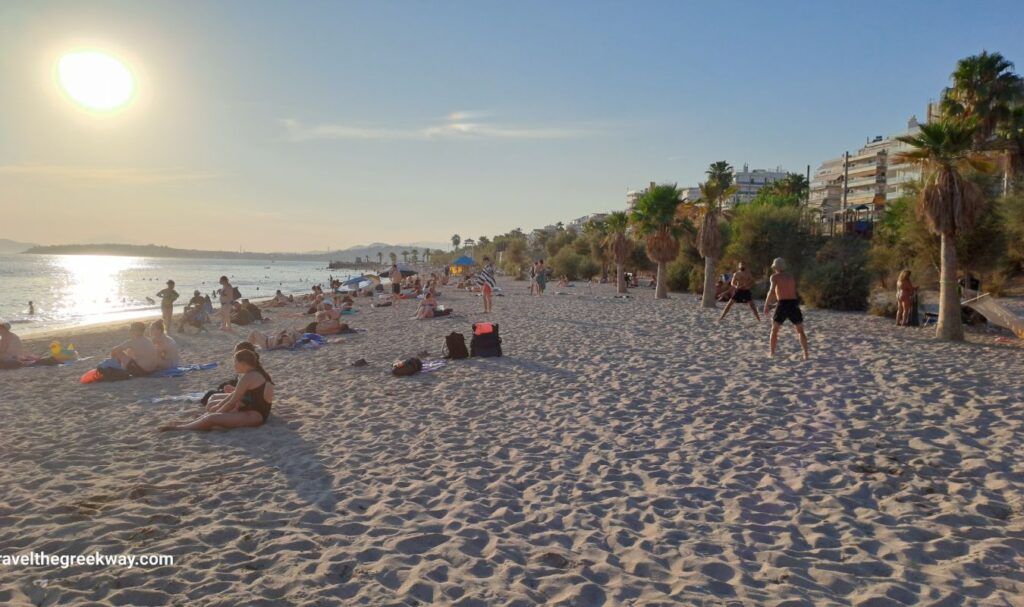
[379,264,418,277]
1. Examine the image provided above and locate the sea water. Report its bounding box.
[0,254,360,335]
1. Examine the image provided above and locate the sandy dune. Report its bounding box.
[1,281,1023,605]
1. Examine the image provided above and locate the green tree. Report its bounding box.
[706,160,734,208]
[696,178,735,308]
[401,250,409,263]
[500,238,530,279]
[941,51,1023,148]
[451,234,461,251]
[996,105,1024,192]
[725,205,820,280]
[603,211,632,293]
[630,183,683,299]
[377,251,383,265]
[410,250,419,264]
[896,118,994,341]
[389,252,398,265]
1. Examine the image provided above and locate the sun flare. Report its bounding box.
[57,51,135,111]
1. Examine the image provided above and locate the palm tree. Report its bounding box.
[897,118,993,341]
[941,51,1023,148]
[422,249,430,264]
[377,252,383,265]
[603,211,632,294]
[774,173,810,199]
[451,234,461,251]
[630,183,683,299]
[389,252,398,265]
[996,105,1024,192]
[706,161,734,209]
[410,249,419,264]
[401,250,409,263]
[696,179,736,308]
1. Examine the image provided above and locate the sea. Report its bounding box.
[0,254,362,336]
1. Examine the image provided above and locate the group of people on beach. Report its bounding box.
[713,258,810,361]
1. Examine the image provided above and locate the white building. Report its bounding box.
[733,165,789,206]
[809,157,845,215]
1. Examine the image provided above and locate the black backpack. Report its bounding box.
[442,332,469,359]
[233,286,242,300]
[392,357,423,376]
[470,323,502,357]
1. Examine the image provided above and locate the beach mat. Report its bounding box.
[146,362,218,376]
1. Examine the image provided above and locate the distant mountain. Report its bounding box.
[20,242,450,263]
[0,238,39,254]
[23,243,332,261]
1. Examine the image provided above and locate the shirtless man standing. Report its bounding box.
[763,257,809,360]
[718,262,760,322]
[111,321,159,376]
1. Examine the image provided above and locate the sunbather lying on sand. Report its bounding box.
[159,349,274,432]
[247,329,299,350]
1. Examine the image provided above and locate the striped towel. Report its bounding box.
[476,264,496,288]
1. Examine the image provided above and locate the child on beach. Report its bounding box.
[159,349,273,432]
[480,257,496,313]
[150,320,180,370]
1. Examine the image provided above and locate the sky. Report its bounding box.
[2,0,1023,252]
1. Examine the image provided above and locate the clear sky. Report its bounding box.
[2,0,1023,252]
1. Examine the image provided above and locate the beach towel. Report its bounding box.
[147,363,219,378]
[964,294,1024,338]
[420,359,448,373]
[475,264,496,289]
[291,333,328,350]
[138,392,208,404]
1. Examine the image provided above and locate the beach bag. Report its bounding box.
[95,359,131,382]
[442,332,469,360]
[391,357,423,377]
[233,286,242,300]
[470,323,502,357]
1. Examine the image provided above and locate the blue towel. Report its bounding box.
[291,333,328,350]
[147,362,219,378]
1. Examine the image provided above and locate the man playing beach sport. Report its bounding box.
[718,262,760,322]
[763,257,809,360]
[111,321,159,376]
[479,256,496,313]
[389,264,402,305]
[156,279,179,333]
[150,320,180,370]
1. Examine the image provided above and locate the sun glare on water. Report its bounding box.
[57,51,135,111]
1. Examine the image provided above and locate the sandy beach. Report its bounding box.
[1,280,1023,605]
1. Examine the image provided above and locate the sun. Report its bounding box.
[57,51,135,111]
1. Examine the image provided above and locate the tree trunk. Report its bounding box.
[616,261,626,294]
[655,262,668,299]
[700,256,717,308]
[937,233,964,341]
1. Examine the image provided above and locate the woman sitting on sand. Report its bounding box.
[415,292,437,319]
[159,349,274,432]
[338,295,355,312]
[896,270,917,327]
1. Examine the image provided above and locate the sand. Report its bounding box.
[1,280,1023,606]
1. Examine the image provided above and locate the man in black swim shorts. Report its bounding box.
[763,257,809,360]
[718,262,761,322]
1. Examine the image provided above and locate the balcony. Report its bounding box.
[845,175,884,189]
[846,163,880,177]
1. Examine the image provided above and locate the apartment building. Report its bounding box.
[733,165,788,207]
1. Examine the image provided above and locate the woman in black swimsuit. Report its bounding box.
[158,349,274,432]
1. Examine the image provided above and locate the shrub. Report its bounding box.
[577,258,601,280]
[667,258,695,291]
[688,267,705,294]
[801,237,870,311]
[549,247,586,280]
[725,205,821,279]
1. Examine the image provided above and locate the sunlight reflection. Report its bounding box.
[49,255,147,321]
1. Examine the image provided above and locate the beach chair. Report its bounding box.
[963,294,1024,339]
